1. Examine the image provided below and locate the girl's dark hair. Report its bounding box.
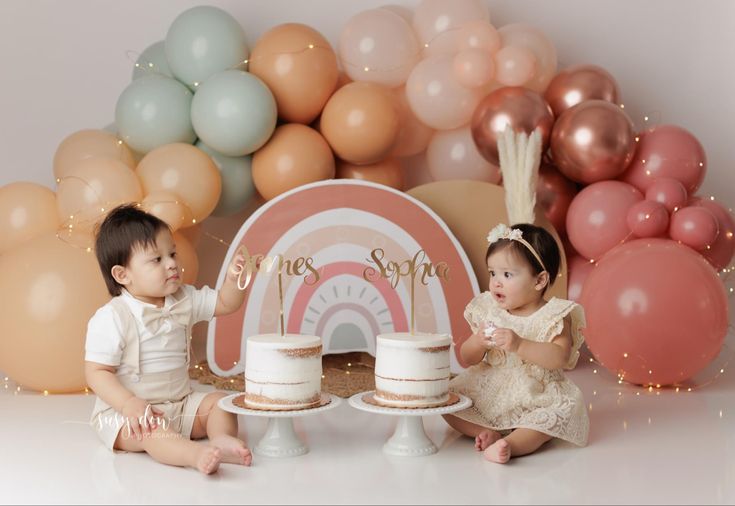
[485,223,561,293]
[94,204,170,296]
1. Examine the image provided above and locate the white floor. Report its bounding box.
[2,359,734,505]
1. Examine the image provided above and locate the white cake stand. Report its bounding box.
[218,392,341,458]
[348,391,472,457]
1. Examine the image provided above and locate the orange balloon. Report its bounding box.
[0,233,110,392]
[136,143,222,223]
[140,190,189,232]
[178,222,202,248]
[56,158,142,232]
[0,182,61,254]
[337,158,403,190]
[389,86,434,158]
[320,82,400,165]
[252,124,335,200]
[249,23,339,125]
[173,231,199,284]
[53,129,136,180]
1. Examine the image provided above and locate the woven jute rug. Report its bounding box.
[189,351,377,398]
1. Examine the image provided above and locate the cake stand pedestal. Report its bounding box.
[348,391,472,457]
[219,392,341,458]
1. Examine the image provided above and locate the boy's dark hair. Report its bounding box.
[485,223,561,294]
[94,203,170,296]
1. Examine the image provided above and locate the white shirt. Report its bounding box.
[85,285,217,374]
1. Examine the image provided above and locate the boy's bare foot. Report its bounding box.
[483,439,511,464]
[195,446,221,474]
[210,434,253,466]
[474,429,502,451]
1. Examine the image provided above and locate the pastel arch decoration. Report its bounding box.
[207,180,479,376]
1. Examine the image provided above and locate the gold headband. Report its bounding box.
[486,224,547,272]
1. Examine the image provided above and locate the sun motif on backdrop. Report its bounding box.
[207,180,480,376]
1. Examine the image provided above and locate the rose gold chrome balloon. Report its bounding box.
[544,64,619,117]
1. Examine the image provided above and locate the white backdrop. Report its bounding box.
[0,0,733,203]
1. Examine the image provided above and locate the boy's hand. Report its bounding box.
[121,396,162,441]
[226,251,247,283]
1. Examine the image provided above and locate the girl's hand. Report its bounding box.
[489,328,522,353]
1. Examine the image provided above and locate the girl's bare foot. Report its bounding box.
[210,434,253,466]
[194,446,221,474]
[474,429,502,451]
[483,439,511,464]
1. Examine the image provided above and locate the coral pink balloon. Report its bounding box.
[0,182,61,254]
[390,86,434,157]
[337,157,403,190]
[453,49,495,88]
[581,238,728,386]
[456,20,501,54]
[687,196,735,270]
[470,86,554,166]
[644,177,688,213]
[53,129,136,180]
[0,233,110,392]
[249,23,339,124]
[669,206,719,251]
[537,163,577,234]
[566,254,595,303]
[566,180,643,260]
[137,143,221,223]
[497,23,556,93]
[494,45,536,87]
[406,54,484,130]
[426,126,501,183]
[550,100,636,184]
[544,64,620,117]
[339,8,420,88]
[626,200,669,238]
[252,124,335,200]
[619,124,706,194]
[413,0,490,57]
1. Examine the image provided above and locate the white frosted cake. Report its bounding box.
[243,334,323,410]
[374,332,452,408]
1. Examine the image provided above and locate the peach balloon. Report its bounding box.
[0,182,61,254]
[537,163,577,234]
[249,23,339,124]
[456,20,501,54]
[413,0,490,56]
[494,45,536,87]
[390,86,434,157]
[56,158,142,230]
[339,8,420,88]
[337,157,403,190]
[453,49,495,88]
[406,54,484,130]
[173,231,199,284]
[0,233,110,392]
[470,86,554,166]
[53,129,136,180]
[669,206,719,251]
[550,100,636,184]
[140,191,189,232]
[252,124,335,200]
[320,82,400,165]
[136,143,221,223]
[544,64,620,117]
[498,23,557,93]
[426,126,501,183]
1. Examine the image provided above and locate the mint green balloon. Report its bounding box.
[132,40,173,80]
[115,74,196,154]
[196,141,255,217]
[165,5,249,88]
[191,70,277,156]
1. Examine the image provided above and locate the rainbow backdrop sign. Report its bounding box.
[207,180,480,375]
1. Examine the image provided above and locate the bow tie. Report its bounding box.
[140,296,191,334]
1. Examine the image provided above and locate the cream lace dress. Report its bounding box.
[449,292,589,446]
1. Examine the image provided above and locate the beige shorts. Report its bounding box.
[91,390,209,451]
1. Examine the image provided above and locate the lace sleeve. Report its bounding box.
[463,292,495,334]
[539,299,587,370]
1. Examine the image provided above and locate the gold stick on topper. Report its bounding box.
[363,248,450,335]
[233,245,321,337]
